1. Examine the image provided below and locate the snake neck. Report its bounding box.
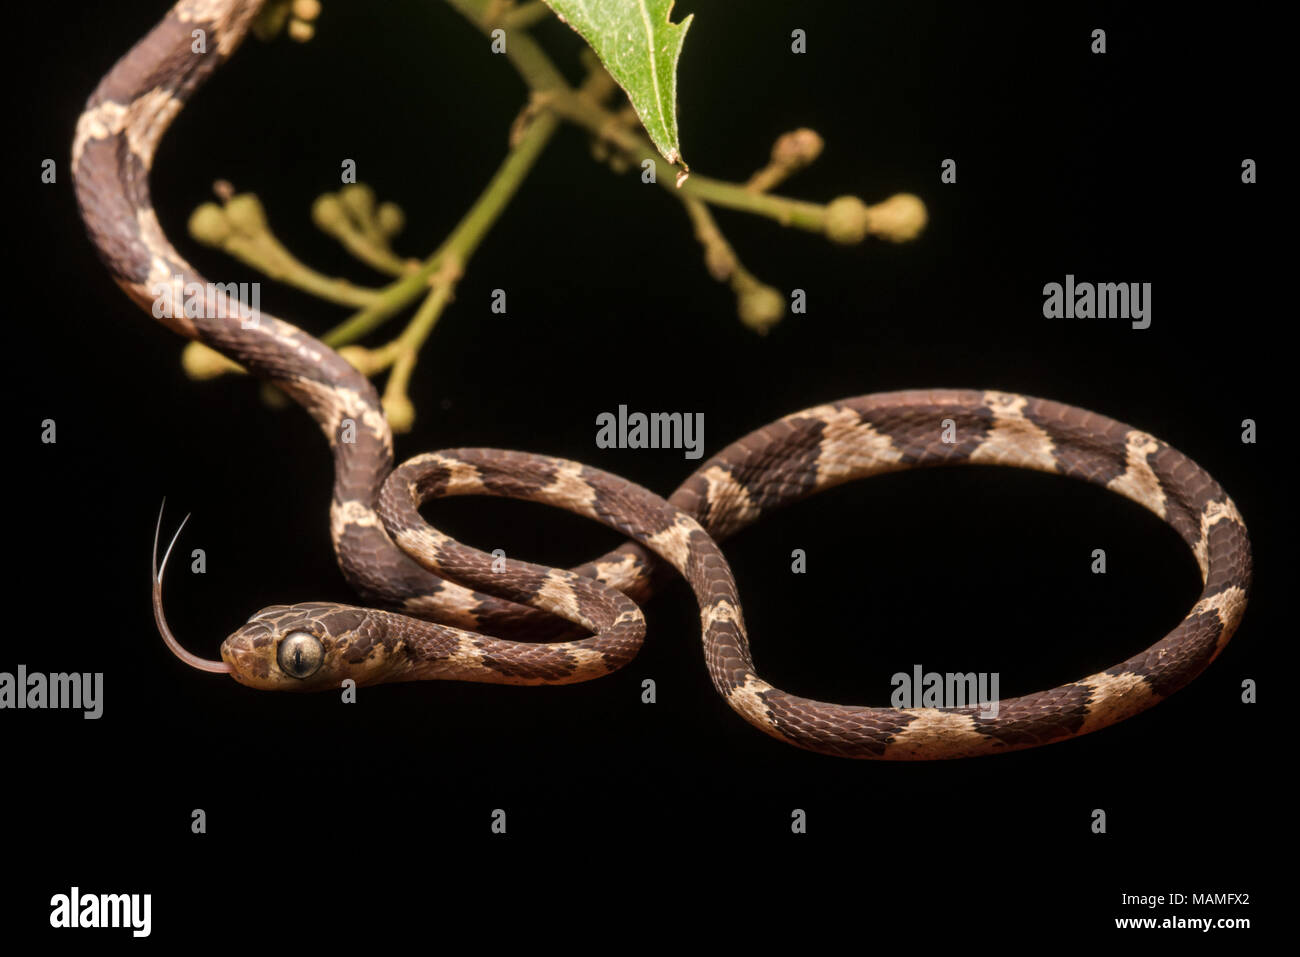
[69,0,447,604]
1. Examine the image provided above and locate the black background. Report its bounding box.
[5,0,1281,942]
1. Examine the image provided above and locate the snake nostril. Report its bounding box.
[224,636,276,682]
[221,633,253,664]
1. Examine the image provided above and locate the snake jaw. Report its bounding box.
[152,501,232,675]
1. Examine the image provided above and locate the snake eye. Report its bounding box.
[277,632,324,679]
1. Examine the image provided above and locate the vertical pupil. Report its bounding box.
[293,646,303,671]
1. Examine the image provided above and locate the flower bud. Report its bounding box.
[188,203,231,247]
[376,202,405,237]
[339,183,377,224]
[311,193,347,233]
[181,342,240,379]
[224,193,269,237]
[738,283,785,334]
[823,195,871,245]
[383,393,415,433]
[866,193,927,243]
[771,128,823,169]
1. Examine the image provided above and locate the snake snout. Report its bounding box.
[218,624,276,687]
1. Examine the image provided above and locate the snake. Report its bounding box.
[72,0,1251,760]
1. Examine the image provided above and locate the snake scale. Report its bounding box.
[72,0,1251,759]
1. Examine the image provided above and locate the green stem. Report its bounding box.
[223,233,383,308]
[322,219,412,277]
[447,111,559,261]
[673,173,829,232]
[503,1,551,30]
[382,275,456,409]
[321,109,558,348]
[447,0,568,91]
[454,7,835,233]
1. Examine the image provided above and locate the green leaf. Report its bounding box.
[543,0,693,165]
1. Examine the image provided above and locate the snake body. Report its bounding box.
[73,0,1251,759]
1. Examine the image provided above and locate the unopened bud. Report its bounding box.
[376,202,405,237]
[224,193,269,236]
[738,283,786,334]
[312,193,347,233]
[866,193,927,243]
[771,128,823,169]
[188,203,231,246]
[823,195,871,245]
[383,393,415,433]
[181,342,241,379]
[339,183,377,224]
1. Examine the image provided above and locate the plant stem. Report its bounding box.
[450,4,837,233]
[502,1,551,30]
[671,173,829,232]
[321,109,558,349]
[321,219,412,277]
[381,268,458,415]
[223,232,384,307]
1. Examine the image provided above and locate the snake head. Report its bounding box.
[220,602,411,692]
[154,503,415,691]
